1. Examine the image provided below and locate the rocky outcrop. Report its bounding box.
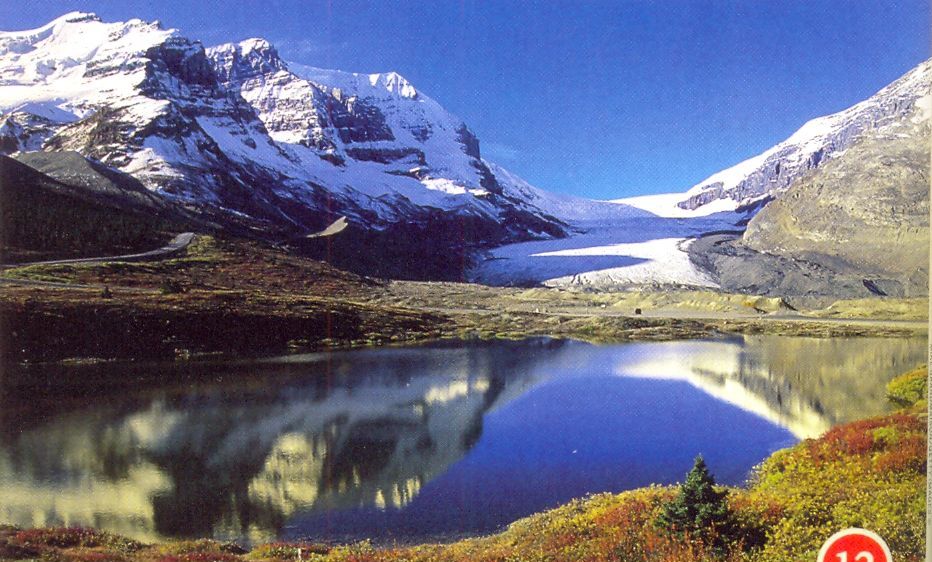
[0,111,59,153]
[744,101,929,295]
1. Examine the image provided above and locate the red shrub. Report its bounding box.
[60,548,126,562]
[874,434,927,473]
[13,528,105,549]
[157,553,240,562]
[809,413,924,465]
[592,497,655,528]
[819,422,876,456]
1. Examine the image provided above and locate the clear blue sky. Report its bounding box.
[2,1,929,199]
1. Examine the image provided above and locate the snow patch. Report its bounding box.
[615,192,745,218]
[539,237,716,288]
[471,216,735,287]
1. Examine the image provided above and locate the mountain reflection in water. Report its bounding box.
[0,336,924,544]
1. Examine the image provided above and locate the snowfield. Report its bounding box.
[470,215,737,288]
[614,192,743,218]
[536,237,716,288]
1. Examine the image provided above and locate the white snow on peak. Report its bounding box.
[372,71,418,99]
[246,58,498,198]
[0,13,178,118]
[237,37,274,55]
[0,12,102,46]
[288,62,418,100]
[912,93,932,123]
[697,60,930,193]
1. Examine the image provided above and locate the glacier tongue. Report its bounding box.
[469,216,734,288]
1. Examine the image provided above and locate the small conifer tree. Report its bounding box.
[656,455,735,547]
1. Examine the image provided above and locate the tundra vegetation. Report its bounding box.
[0,235,924,364]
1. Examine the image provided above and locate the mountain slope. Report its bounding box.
[1,13,645,278]
[0,153,189,262]
[687,92,930,298]
[742,95,930,295]
[619,60,931,217]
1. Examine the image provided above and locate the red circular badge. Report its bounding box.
[817,529,892,562]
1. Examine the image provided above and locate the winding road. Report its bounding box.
[6,232,196,268]
[0,232,196,290]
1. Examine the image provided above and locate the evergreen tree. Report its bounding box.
[656,455,735,547]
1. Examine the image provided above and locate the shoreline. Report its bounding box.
[1,286,925,366]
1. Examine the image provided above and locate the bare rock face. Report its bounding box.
[742,103,930,296]
[0,111,59,153]
[204,39,497,188]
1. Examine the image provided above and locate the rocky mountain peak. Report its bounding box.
[53,11,102,25]
[208,39,288,85]
[0,11,603,279]
[143,37,218,92]
[369,71,418,100]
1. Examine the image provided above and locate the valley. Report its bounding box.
[0,234,924,366]
[0,9,929,562]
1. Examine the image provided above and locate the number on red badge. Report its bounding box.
[818,529,892,562]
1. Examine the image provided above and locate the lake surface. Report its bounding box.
[0,335,925,544]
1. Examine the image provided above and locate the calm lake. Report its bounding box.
[0,335,925,544]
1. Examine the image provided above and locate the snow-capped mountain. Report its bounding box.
[619,59,931,216]
[0,12,640,273]
[204,38,526,219]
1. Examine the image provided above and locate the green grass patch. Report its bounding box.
[0,263,84,282]
[886,365,927,408]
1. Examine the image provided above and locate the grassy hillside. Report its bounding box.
[0,155,185,262]
[0,236,447,364]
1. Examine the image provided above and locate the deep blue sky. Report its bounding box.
[2,1,929,199]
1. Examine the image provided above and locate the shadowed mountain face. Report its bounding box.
[0,153,192,261]
[689,95,930,298]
